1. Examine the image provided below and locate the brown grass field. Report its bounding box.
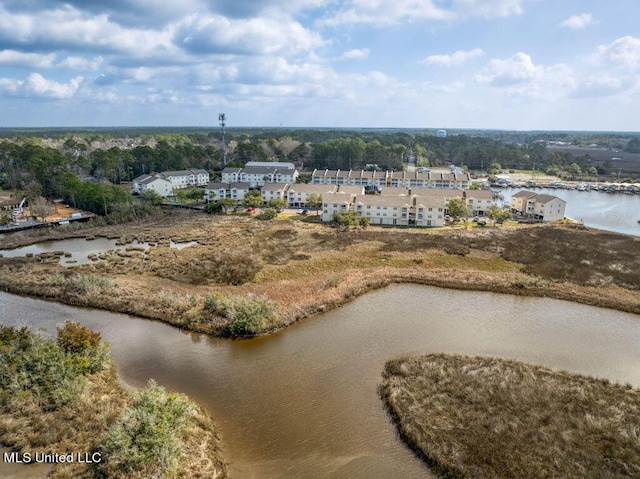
[0,209,638,336]
[0,362,228,479]
[380,354,640,479]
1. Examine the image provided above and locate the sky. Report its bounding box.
[0,0,639,131]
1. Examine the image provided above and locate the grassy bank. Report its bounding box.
[380,354,640,479]
[0,323,228,479]
[0,211,639,337]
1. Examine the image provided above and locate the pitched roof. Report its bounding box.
[287,184,337,194]
[379,187,409,196]
[410,188,464,198]
[160,170,193,177]
[261,183,288,192]
[354,195,412,208]
[205,182,229,190]
[465,190,494,200]
[336,185,365,195]
[240,166,278,175]
[191,169,209,175]
[531,194,566,204]
[221,167,242,174]
[133,174,153,182]
[512,190,537,199]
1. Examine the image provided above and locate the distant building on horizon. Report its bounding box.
[436,129,447,138]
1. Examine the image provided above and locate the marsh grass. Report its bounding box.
[1,212,638,337]
[381,354,640,479]
[0,324,228,479]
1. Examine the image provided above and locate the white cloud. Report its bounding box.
[0,50,56,68]
[320,0,452,26]
[451,0,526,18]
[474,52,543,86]
[0,77,22,93]
[560,13,597,29]
[320,0,528,26]
[342,48,370,60]
[594,36,640,70]
[176,15,324,56]
[57,56,104,71]
[0,5,175,58]
[421,48,483,66]
[25,73,83,98]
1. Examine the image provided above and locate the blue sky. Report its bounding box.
[0,0,639,130]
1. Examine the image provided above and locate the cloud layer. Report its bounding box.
[0,0,638,130]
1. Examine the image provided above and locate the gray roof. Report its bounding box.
[160,170,193,177]
[241,166,278,175]
[288,184,337,194]
[354,195,412,207]
[191,169,209,175]
[133,174,153,182]
[221,167,242,174]
[262,183,288,192]
[205,182,229,190]
[465,190,494,199]
[531,194,566,204]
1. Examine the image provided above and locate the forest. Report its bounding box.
[1,128,639,216]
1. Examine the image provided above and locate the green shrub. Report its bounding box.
[0,326,85,411]
[202,293,277,336]
[57,321,109,375]
[99,380,195,478]
[257,208,278,220]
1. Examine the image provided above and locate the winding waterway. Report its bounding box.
[2,285,640,478]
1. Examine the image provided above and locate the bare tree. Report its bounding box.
[30,196,55,222]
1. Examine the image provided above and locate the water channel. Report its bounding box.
[2,285,640,478]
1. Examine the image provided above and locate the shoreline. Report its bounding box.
[380,354,640,479]
[1,213,638,338]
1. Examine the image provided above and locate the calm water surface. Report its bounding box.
[504,188,640,236]
[2,286,640,478]
[0,238,196,266]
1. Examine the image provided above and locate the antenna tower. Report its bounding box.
[219,113,227,166]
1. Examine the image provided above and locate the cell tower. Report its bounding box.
[219,113,227,166]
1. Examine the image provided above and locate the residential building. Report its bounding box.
[137,176,173,198]
[221,167,242,183]
[132,174,154,194]
[205,182,228,202]
[464,190,495,217]
[158,170,196,189]
[413,196,447,227]
[321,192,353,222]
[191,169,210,186]
[354,195,412,226]
[261,183,289,204]
[517,193,567,222]
[287,184,337,207]
[510,191,539,214]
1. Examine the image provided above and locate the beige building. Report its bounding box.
[287,184,337,207]
[511,191,567,221]
[353,195,412,226]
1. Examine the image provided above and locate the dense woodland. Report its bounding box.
[1,128,639,216]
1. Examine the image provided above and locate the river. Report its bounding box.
[2,286,640,478]
[503,187,640,236]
